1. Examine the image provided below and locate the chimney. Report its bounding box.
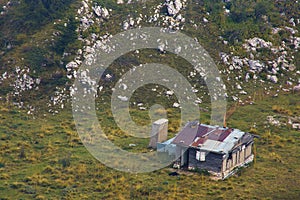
[223,113,227,128]
[148,118,168,149]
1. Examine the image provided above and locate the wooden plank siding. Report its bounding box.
[224,142,253,172]
[187,142,253,174]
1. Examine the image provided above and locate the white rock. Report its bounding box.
[195,98,202,104]
[293,85,300,92]
[173,102,180,108]
[166,90,174,95]
[93,6,109,19]
[129,18,135,26]
[136,17,142,24]
[269,75,278,83]
[272,27,282,34]
[82,1,89,9]
[118,96,128,102]
[85,46,95,53]
[101,7,109,18]
[248,60,264,72]
[166,0,183,16]
[66,61,79,69]
[285,26,298,34]
[289,18,296,26]
[244,37,272,51]
[105,74,112,79]
[36,78,41,85]
[123,21,129,30]
[80,17,94,31]
[245,73,250,82]
[158,44,165,52]
[292,123,300,129]
[2,71,7,79]
[176,14,182,21]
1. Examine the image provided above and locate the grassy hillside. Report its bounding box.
[0,0,299,199]
[0,93,299,199]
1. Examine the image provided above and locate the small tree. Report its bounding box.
[59,152,71,168]
[19,145,26,159]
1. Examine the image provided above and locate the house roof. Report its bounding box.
[172,122,199,147]
[172,121,251,154]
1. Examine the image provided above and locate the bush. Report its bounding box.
[53,17,79,55]
[7,0,73,34]
[272,105,292,115]
[22,185,36,194]
[59,153,71,168]
[19,145,26,159]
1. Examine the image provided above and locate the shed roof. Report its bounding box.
[172,122,199,147]
[172,121,250,154]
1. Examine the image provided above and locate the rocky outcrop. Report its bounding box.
[243,37,272,52]
[268,75,278,83]
[166,0,183,16]
[92,6,109,19]
[293,85,300,92]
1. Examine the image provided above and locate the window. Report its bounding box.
[196,151,206,161]
[196,151,200,160]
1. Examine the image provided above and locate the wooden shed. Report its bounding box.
[157,121,254,179]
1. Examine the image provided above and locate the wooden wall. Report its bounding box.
[225,142,253,171]
[187,142,253,174]
[188,148,223,173]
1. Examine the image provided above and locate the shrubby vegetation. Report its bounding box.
[0,0,74,35]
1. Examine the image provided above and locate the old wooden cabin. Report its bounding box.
[151,120,255,179]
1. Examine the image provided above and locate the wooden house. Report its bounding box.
[156,121,254,179]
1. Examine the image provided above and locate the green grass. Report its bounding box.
[0,93,299,199]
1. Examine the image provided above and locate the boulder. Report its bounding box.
[92,6,109,19]
[173,102,180,108]
[203,17,209,23]
[268,75,278,83]
[66,61,79,69]
[129,18,135,26]
[248,60,264,72]
[166,0,183,16]
[293,85,300,92]
[123,21,129,30]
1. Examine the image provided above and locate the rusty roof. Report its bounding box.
[172,122,250,154]
[196,125,214,137]
[172,121,199,147]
